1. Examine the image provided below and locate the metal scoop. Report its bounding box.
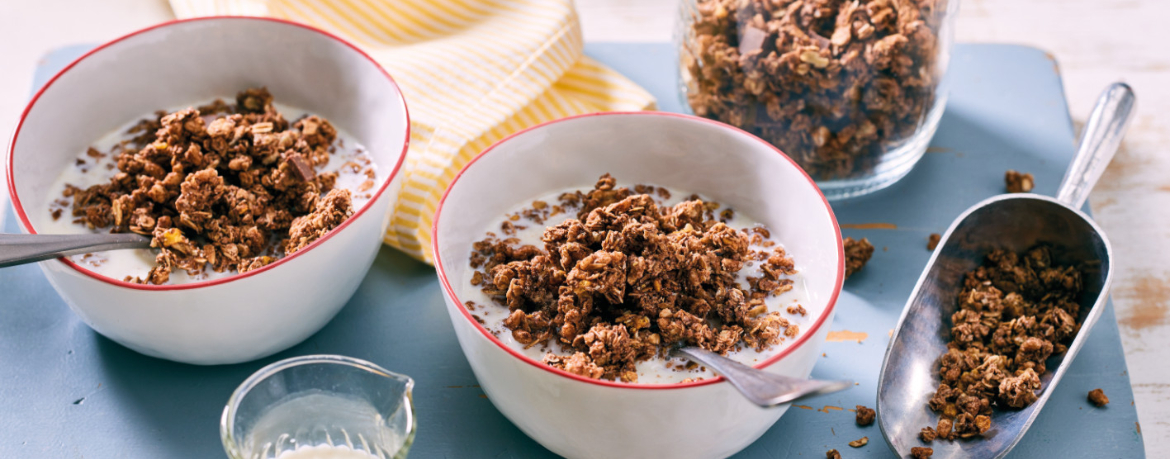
[876,82,1135,459]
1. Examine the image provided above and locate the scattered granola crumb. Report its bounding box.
[1088,388,1109,407]
[849,437,868,448]
[1005,170,1035,193]
[919,426,936,443]
[844,237,874,278]
[855,405,875,426]
[826,449,842,459]
[927,233,941,251]
[911,446,933,458]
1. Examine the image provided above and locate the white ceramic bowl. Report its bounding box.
[433,112,844,459]
[5,17,409,365]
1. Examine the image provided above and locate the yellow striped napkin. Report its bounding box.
[169,0,656,263]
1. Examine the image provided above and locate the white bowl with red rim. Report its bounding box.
[433,112,844,459]
[5,17,409,365]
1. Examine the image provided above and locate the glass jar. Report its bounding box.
[678,0,959,200]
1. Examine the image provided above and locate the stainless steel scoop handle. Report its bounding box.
[671,346,853,407]
[0,233,152,268]
[1056,82,1136,209]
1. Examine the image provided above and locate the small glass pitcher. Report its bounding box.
[221,355,415,459]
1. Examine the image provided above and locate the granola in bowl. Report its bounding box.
[42,88,380,285]
[462,174,821,383]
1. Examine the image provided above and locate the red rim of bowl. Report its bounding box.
[432,111,845,390]
[5,16,411,291]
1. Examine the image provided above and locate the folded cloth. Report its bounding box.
[169,0,656,263]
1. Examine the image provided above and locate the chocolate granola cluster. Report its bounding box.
[844,236,874,278]
[925,246,1084,440]
[63,88,353,284]
[684,0,947,178]
[1004,169,1035,193]
[469,175,802,382]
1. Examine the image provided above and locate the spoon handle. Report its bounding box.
[0,233,152,268]
[672,347,852,407]
[1055,82,1136,209]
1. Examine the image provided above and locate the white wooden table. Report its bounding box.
[0,0,1166,454]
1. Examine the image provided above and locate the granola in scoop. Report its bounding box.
[925,246,1085,440]
[468,174,804,382]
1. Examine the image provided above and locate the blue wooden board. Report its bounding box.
[0,43,1143,458]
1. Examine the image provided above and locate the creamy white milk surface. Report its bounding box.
[460,185,823,384]
[37,101,378,284]
[274,445,383,459]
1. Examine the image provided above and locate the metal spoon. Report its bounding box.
[0,233,151,268]
[877,82,1135,458]
[671,346,853,407]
